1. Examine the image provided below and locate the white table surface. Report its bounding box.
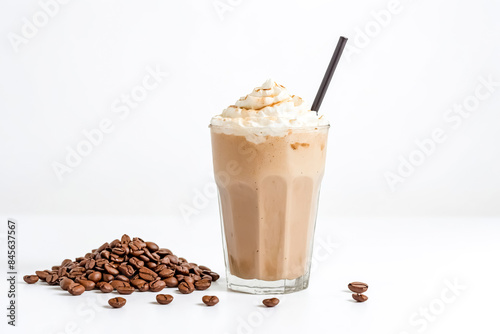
[1,215,499,334]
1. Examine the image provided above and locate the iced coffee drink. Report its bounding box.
[210,79,329,294]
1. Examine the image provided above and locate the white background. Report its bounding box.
[1,0,499,333]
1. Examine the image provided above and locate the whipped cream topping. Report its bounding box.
[210,79,329,144]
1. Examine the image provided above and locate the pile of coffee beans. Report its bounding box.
[348,281,369,302]
[24,234,220,298]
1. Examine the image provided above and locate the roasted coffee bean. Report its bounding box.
[149,280,166,292]
[52,265,60,271]
[202,295,219,306]
[158,268,175,278]
[160,257,171,265]
[179,257,187,263]
[110,280,129,289]
[139,267,158,281]
[85,259,96,270]
[146,242,159,252]
[46,274,59,285]
[156,294,174,305]
[23,275,39,284]
[209,272,220,282]
[101,273,113,282]
[199,265,211,271]
[201,275,212,281]
[183,276,195,285]
[87,271,102,283]
[166,254,179,265]
[95,259,108,268]
[112,247,126,256]
[146,262,157,269]
[176,265,190,275]
[348,282,368,294]
[79,279,96,291]
[116,286,135,295]
[164,276,179,287]
[99,282,114,293]
[115,275,130,282]
[61,259,73,267]
[68,284,85,296]
[104,264,119,275]
[58,267,68,277]
[108,297,126,308]
[352,293,368,302]
[60,278,74,290]
[35,270,50,281]
[194,279,211,291]
[178,281,194,294]
[157,248,171,256]
[262,298,280,307]
[129,257,144,269]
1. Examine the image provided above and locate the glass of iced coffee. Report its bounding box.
[210,79,329,294]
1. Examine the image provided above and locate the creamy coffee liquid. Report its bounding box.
[211,79,329,281]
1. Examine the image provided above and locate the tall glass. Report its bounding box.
[210,125,329,294]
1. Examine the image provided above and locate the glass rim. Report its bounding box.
[209,124,330,130]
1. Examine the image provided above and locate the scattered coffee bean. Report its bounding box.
[45,273,59,285]
[348,282,368,294]
[262,298,280,307]
[108,297,127,308]
[156,294,174,305]
[178,281,194,294]
[79,279,96,291]
[149,280,166,292]
[60,278,74,290]
[23,275,39,284]
[99,282,114,293]
[116,286,135,295]
[202,295,219,306]
[68,284,85,296]
[164,276,179,288]
[352,293,368,302]
[87,271,102,283]
[194,279,211,291]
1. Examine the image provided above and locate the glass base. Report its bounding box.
[226,272,310,294]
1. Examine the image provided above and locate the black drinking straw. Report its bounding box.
[311,36,348,114]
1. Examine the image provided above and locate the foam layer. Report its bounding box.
[210,79,329,144]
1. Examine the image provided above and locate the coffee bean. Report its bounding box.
[178,281,194,294]
[60,278,74,290]
[164,276,179,288]
[157,248,171,256]
[194,279,211,291]
[102,274,114,282]
[139,267,157,281]
[129,257,144,269]
[352,293,368,302]
[202,295,219,306]
[146,242,159,252]
[208,272,220,282]
[104,264,119,276]
[108,297,127,308]
[348,282,368,294]
[115,275,130,282]
[110,280,129,289]
[166,254,179,265]
[262,298,280,307]
[23,275,39,284]
[156,294,174,305]
[87,271,102,283]
[58,267,67,277]
[149,280,166,292]
[68,284,85,296]
[116,286,135,295]
[85,259,96,270]
[183,276,195,285]
[35,270,49,281]
[45,273,59,285]
[79,279,96,291]
[199,265,211,271]
[99,282,114,293]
